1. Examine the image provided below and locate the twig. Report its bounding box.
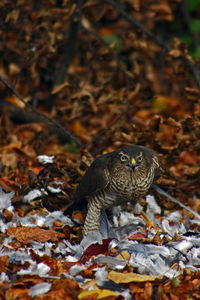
[152,183,200,221]
[0,74,83,148]
[104,0,200,89]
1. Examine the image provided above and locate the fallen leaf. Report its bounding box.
[169,49,182,58]
[78,289,119,299]
[81,238,112,263]
[117,250,130,261]
[7,226,59,243]
[68,121,87,135]
[97,289,119,299]
[52,82,70,94]
[108,271,158,283]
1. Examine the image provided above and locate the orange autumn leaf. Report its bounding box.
[5,95,28,108]
[7,226,59,243]
[28,166,43,175]
[99,28,114,35]
[72,211,85,224]
[69,121,87,135]
[5,288,30,300]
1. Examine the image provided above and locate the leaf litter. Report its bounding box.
[1,0,200,299]
[1,184,200,299]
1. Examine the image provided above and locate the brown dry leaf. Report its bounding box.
[129,283,144,294]
[4,286,32,300]
[0,151,18,169]
[7,226,59,243]
[180,150,200,165]
[152,230,164,245]
[192,197,200,213]
[107,271,158,283]
[169,49,182,58]
[3,209,14,222]
[144,282,153,297]
[183,166,200,176]
[156,178,176,186]
[51,277,80,297]
[0,256,9,273]
[5,95,28,108]
[5,9,19,23]
[52,82,70,94]
[156,123,178,150]
[5,288,31,300]
[68,121,87,135]
[5,277,43,299]
[72,211,85,224]
[151,1,173,21]
[8,63,20,76]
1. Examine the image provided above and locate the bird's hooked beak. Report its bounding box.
[130,158,136,170]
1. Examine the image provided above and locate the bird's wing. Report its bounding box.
[74,153,111,201]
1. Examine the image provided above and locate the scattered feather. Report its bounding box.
[99,207,109,238]
[37,155,54,164]
[28,282,51,297]
[94,256,126,270]
[47,186,62,193]
[0,272,9,283]
[23,189,42,203]
[18,262,50,276]
[0,188,14,209]
[146,195,161,215]
[70,265,86,276]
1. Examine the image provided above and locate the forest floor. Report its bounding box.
[1,1,200,299]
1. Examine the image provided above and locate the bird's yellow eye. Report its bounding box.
[120,154,127,162]
[137,155,142,163]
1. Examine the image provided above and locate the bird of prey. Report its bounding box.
[71,145,162,235]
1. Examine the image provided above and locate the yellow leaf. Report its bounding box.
[117,250,130,261]
[97,289,119,299]
[108,271,158,283]
[78,290,99,299]
[78,289,119,299]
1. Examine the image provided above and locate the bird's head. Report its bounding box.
[118,151,143,171]
[109,145,160,176]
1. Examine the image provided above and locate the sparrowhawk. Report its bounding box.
[72,145,162,236]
